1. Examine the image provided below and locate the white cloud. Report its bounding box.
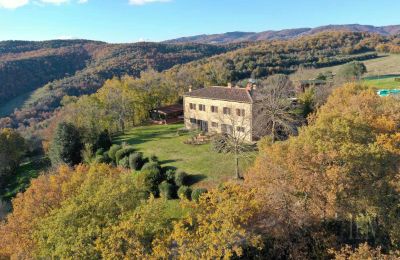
[0,0,29,9]
[0,0,87,9]
[129,0,171,6]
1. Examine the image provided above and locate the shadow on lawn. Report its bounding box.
[186,174,207,186]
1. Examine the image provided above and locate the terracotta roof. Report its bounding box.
[152,104,183,115]
[184,86,253,103]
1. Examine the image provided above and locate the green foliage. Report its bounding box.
[0,128,26,188]
[174,170,188,187]
[135,167,163,196]
[337,61,367,81]
[115,146,136,164]
[49,122,83,166]
[141,162,161,172]
[165,169,176,183]
[94,130,112,151]
[118,156,130,168]
[32,165,148,259]
[129,152,143,170]
[158,181,175,199]
[177,186,192,200]
[108,144,121,162]
[191,188,208,202]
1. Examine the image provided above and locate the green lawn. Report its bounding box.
[363,75,400,90]
[114,124,255,189]
[1,156,50,201]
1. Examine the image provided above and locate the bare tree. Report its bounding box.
[213,106,255,179]
[254,74,298,142]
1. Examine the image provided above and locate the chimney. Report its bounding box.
[246,82,252,92]
[227,83,232,88]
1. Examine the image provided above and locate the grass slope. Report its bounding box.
[114,124,255,188]
[1,156,50,201]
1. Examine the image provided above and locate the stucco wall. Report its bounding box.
[183,96,253,142]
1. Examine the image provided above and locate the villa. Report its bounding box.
[183,84,256,142]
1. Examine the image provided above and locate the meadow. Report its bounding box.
[114,123,255,188]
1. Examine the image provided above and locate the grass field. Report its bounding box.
[114,124,255,189]
[363,75,400,90]
[309,54,400,78]
[0,156,50,201]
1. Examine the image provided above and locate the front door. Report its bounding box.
[197,120,208,132]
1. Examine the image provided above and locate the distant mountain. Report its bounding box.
[164,24,400,44]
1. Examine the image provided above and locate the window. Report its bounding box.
[223,107,231,115]
[236,109,245,117]
[211,122,218,128]
[189,103,196,110]
[237,126,245,132]
[211,105,218,113]
[199,104,206,111]
[190,118,197,124]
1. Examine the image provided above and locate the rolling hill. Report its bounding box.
[164,24,400,44]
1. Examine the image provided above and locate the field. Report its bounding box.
[0,156,50,201]
[363,75,400,90]
[114,124,255,188]
[309,54,400,78]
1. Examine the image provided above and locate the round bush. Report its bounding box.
[165,169,176,183]
[118,156,130,168]
[115,146,135,164]
[142,162,161,172]
[191,188,208,202]
[129,152,143,170]
[174,170,188,187]
[136,167,163,196]
[108,144,121,162]
[158,181,174,199]
[177,186,192,200]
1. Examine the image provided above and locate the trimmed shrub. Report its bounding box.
[177,186,192,200]
[136,167,163,196]
[108,144,121,162]
[165,169,176,183]
[95,148,105,156]
[118,156,130,168]
[142,162,161,172]
[191,188,208,202]
[175,170,188,187]
[150,154,159,163]
[158,181,174,199]
[129,152,143,170]
[115,146,135,164]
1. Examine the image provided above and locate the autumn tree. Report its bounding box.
[154,184,263,259]
[246,83,400,258]
[0,128,25,188]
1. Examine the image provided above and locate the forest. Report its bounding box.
[0,30,400,259]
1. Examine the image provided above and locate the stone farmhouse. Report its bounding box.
[183,84,257,142]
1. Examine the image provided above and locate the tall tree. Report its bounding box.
[49,122,83,166]
[0,128,25,188]
[254,74,298,142]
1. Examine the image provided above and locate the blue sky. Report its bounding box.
[0,0,399,43]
